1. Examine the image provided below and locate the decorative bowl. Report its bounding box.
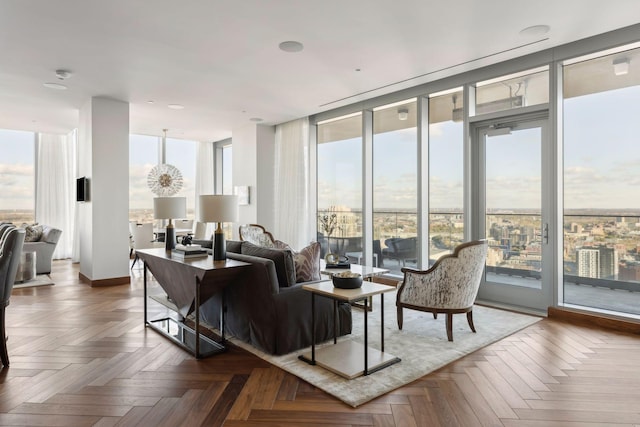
[332,272,363,289]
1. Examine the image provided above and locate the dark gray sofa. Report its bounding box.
[199,241,352,355]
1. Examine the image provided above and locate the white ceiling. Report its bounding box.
[1,0,639,142]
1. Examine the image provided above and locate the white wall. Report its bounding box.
[78,97,130,282]
[231,123,275,236]
[77,99,93,275]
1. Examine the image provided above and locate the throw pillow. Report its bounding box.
[293,241,321,282]
[241,242,296,287]
[21,223,43,242]
[273,240,290,250]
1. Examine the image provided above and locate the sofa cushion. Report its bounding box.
[21,223,43,242]
[292,241,321,282]
[241,242,296,287]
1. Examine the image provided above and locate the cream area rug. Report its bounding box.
[13,274,54,289]
[225,290,541,408]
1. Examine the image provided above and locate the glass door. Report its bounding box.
[473,115,554,312]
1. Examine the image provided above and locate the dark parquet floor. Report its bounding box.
[1,260,640,426]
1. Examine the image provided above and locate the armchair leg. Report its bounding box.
[397,306,404,330]
[467,310,476,333]
[433,312,438,319]
[1,307,8,367]
[446,313,453,342]
[131,254,139,270]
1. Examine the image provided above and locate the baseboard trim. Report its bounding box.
[79,272,130,287]
[548,306,640,335]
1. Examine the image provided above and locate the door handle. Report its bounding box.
[543,223,549,244]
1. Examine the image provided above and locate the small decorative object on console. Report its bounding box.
[332,271,363,289]
[180,235,193,246]
[171,249,208,260]
[172,243,207,259]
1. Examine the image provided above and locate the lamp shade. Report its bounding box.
[198,195,238,223]
[153,197,186,219]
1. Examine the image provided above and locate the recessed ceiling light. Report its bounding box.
[249,117,263,122]
[55,69,72,80]
[355,68,361,72]
[43,82,68,90]
[167,104,184,110]
[519,25,551,37]
[279,40,304,53]
[147,100,154,104]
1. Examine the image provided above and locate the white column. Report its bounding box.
[77,96,130,285]
[231,123,275,238]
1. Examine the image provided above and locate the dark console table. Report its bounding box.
[136,248,250,358]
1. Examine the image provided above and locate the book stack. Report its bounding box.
[171,244,208,260]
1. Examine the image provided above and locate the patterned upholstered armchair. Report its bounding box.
[239,224,277,248]
[396,240,487,341]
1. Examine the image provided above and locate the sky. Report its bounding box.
[318,85,640,212]
[0,129,34,210]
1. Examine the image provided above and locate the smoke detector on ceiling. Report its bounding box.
[55,69,72,80]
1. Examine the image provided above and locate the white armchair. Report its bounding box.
[396,240,487,341]
[22,225,62,275]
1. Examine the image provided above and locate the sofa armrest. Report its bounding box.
[41,226,62,245]
[227,252,280,294]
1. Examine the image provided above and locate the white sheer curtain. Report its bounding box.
[196,141,215,239]
[35,130,77,259]
[273,117,310,250]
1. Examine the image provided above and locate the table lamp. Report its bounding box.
[198,194,238,260]
[154,196,187,251]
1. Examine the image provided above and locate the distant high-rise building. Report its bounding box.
[576,246,619,279]
[598,246,618,279]
[577,249,599,278]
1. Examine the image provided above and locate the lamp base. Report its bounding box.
[213,230,226,261]
[165,226,176,251]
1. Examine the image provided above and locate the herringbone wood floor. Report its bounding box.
[2,261,640,426]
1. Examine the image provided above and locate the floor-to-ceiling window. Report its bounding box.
[562,45,640,315]
[129,134,160,223]
[129,134,198,224]
[428,89,464,263]
[222,144,232,195]
[317,113,363,259]
[311,33,640,319]
[0,129,35,224]
[372,100,417,273]
[166,137,197,218]
[214,139,233,238]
